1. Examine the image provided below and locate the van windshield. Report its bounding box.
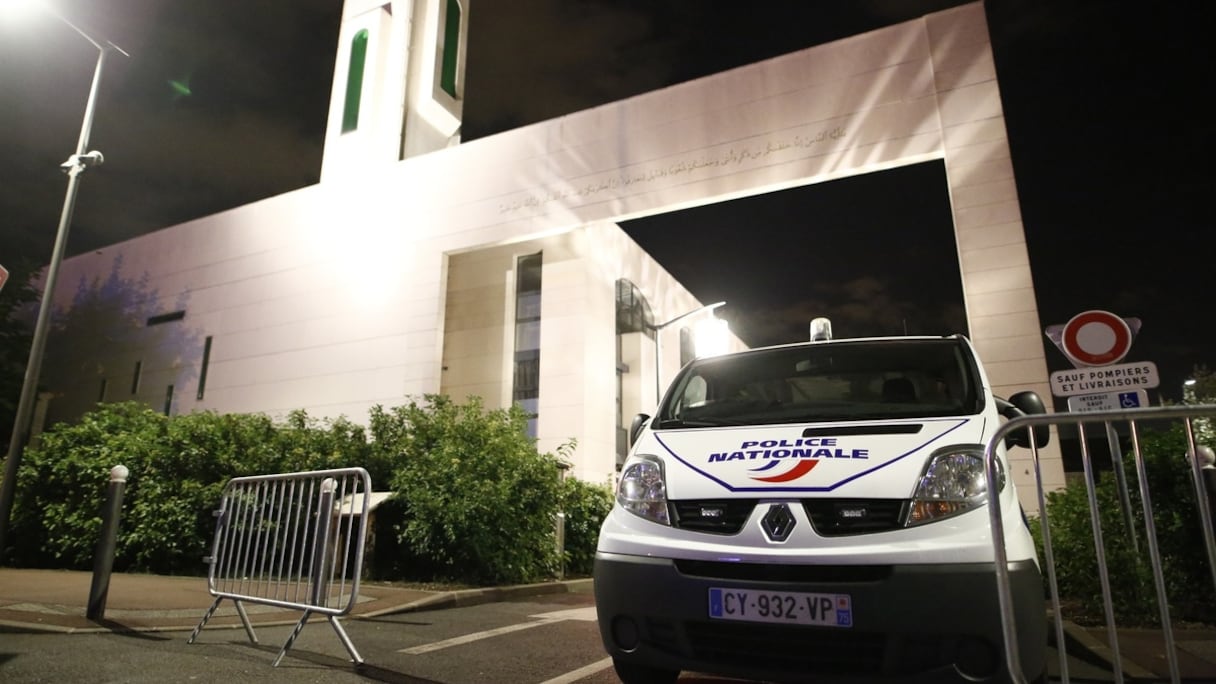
[656,338,983,428]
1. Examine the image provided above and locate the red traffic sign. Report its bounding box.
[0,263,8,293]
[1058,310,1133,367]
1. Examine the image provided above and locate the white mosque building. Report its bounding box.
[29,0,1065,503]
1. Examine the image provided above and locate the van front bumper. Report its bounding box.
[593,552,1047,684]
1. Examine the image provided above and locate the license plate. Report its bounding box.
[708,587,852,627]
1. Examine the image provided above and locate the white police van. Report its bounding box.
[594,321,1049,683]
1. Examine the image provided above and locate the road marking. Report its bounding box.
[399,606,599,655]
[538,656,613,684]
[528,606,598,622]
[400,621,548,654]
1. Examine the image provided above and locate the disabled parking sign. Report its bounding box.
[1067,389,1148,413]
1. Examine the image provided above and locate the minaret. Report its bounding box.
[320,0,469,180]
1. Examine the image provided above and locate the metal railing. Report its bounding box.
[187,467,372,666]
[986,405,1216,684]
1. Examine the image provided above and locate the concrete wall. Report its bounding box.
[41,2,1061,505]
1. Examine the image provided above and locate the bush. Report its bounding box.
[4,395,592,587]
[6,402,371,573]
[560,476,614,576]
[374,395,571,585]
[1033,420,1216,625]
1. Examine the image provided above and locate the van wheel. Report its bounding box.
[612,657,678,684]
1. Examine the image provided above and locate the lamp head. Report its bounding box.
[1,0,46,20]
[60,151,104,173]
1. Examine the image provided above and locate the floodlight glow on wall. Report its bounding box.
[693,317,730,359]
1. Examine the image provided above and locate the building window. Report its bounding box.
[197,336,213,400]
[615,279,652,467]
[615,279,654,339]
[616,336,629,469]
[147,310,185,326]
[439,0,463,98]
[513,252,542,437]
[679,326,694,367]
[342,29,369,133]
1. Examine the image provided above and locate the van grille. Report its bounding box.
[674,559,892,582]
[671,500,755,534]
[802,499,908,536]
[670,499,908,536]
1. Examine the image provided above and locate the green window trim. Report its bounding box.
[439,1,462,97]
[342,29,369,133]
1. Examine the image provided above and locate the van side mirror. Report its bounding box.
[998,391,1050,449]
[629,413,650,448]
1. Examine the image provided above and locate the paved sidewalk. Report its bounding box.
[1056,618,1216,683]
[0,567,588,634]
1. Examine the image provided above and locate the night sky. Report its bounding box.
[0,0,1212,403]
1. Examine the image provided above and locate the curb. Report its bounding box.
[356,578,595,618]
[0,577,595,635]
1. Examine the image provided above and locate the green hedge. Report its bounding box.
[1032,420,1216,625]
[560,476,615,576]
[7,403,371,573]
[370,395,594,585]
[3,396,613,585]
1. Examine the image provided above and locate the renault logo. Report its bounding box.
[761,503,796,542]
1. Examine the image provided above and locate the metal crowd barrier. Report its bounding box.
[986,404,1216,684]
[187,467,372,666]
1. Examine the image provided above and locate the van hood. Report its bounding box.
[647,417,987,499]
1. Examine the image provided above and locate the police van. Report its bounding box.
[594,320,1049,684]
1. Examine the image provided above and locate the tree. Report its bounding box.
[38,257,204,427]
[1181,365,1215,448]
[0,260,39,450]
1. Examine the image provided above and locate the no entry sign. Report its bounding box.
[1058,310,1133,367]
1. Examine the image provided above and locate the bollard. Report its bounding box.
[274,477,340,667]
[555,511,566,580]
[87,465,129,621]
[1199,446,1216,533]
[310,478,338,607]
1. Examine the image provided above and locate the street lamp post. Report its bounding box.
[0,6,128,561]
[650,301,725,405]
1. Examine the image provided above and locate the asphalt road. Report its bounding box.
[0,587,1131,683]
[0,590,614,684]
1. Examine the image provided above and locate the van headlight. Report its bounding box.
[907,446,1003,526]
[617,455,670,525]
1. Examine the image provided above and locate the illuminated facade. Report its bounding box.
[32,1,1064,503]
